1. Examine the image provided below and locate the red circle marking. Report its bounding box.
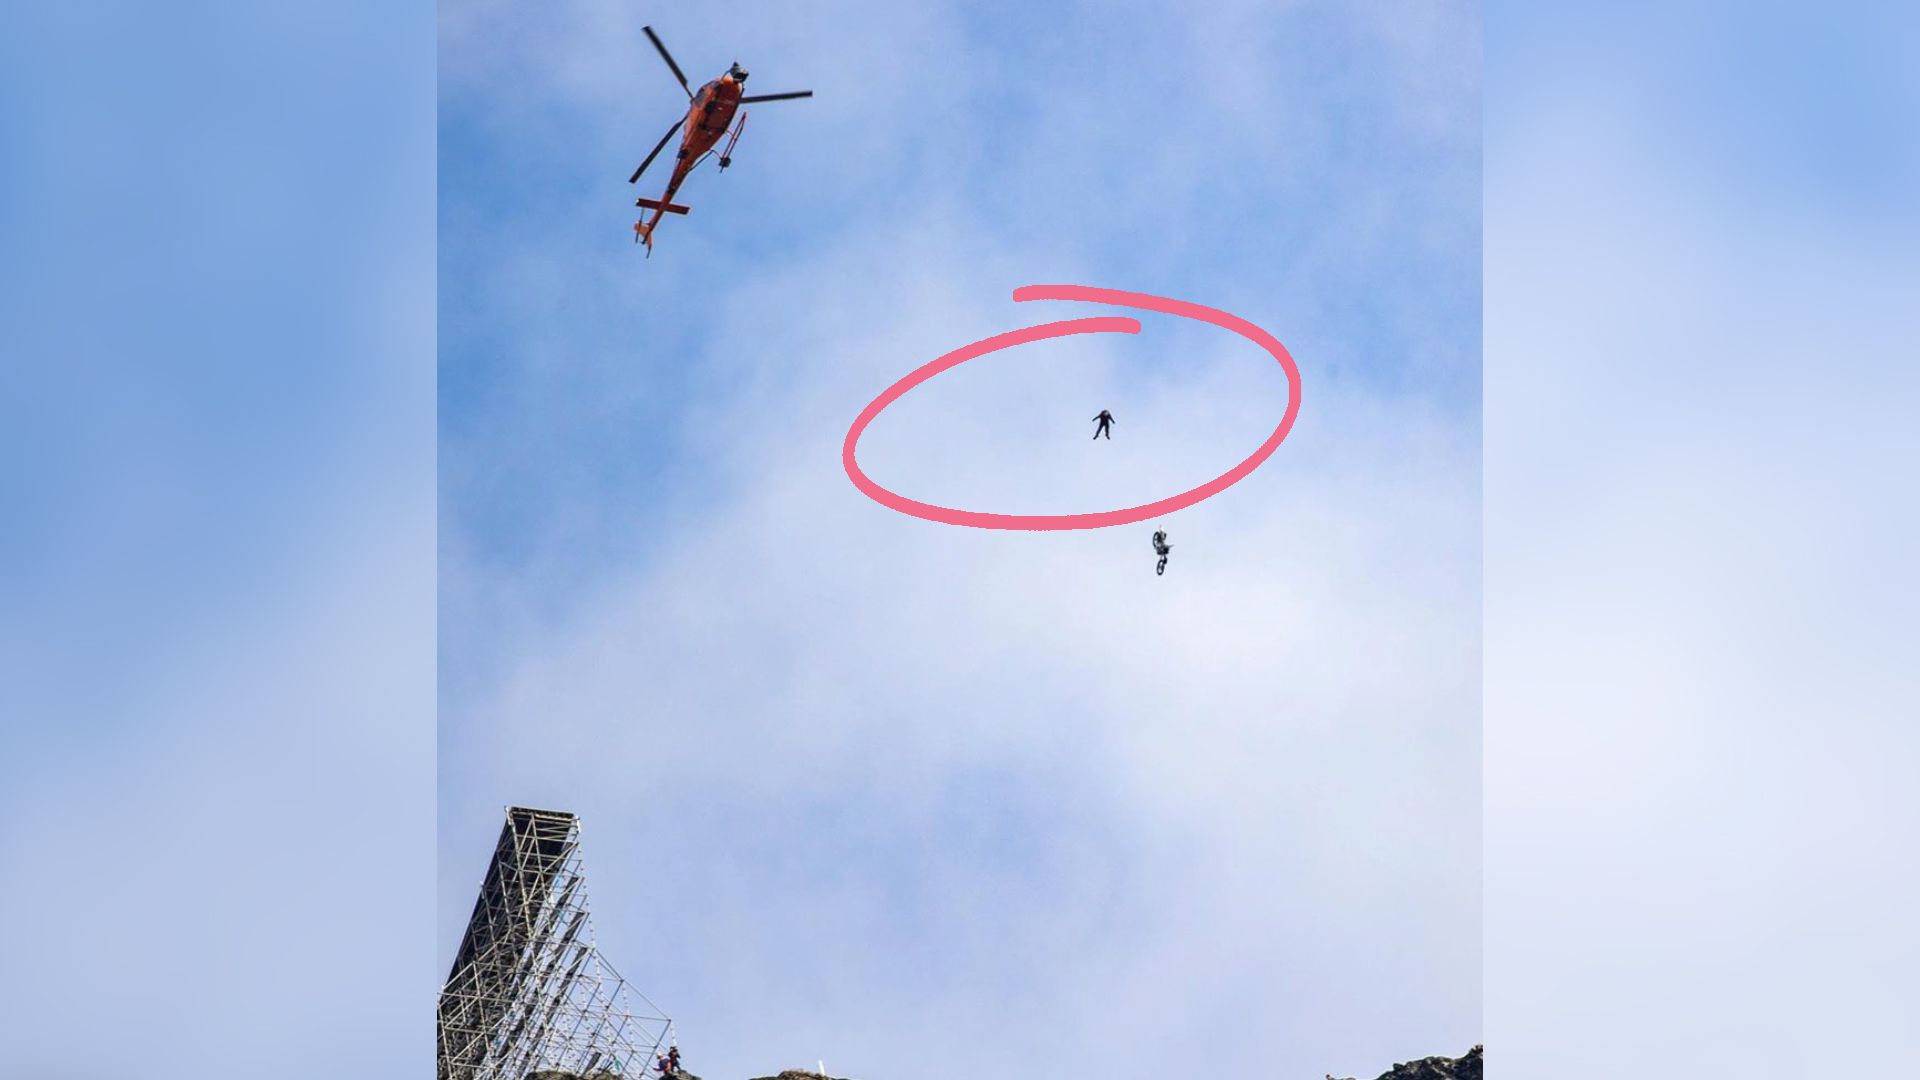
[842,285,1302,531]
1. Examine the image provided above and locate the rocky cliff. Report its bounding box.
[530,1046,1481,1080]
[1331,1044,1483,1080]
[748,1049,1484,1080]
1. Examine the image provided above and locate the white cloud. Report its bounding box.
[439,3,1481,1077]
[443,217,1479,1079]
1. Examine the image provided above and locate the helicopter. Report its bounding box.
[627,25,814,253]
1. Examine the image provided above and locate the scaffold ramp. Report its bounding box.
[439,806,672,1080]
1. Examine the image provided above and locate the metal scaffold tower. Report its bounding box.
[439,806,674,1080]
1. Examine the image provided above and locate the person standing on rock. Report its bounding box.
[1092,409,1115,440]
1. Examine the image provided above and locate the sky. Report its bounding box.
[2,3,1914,1078]
[438,2,1482,1079]
[1,0,436,1074]
[1483,2,1920,1075]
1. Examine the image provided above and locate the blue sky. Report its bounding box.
[440,0,1479,600]
[2,1,437,1074]
[7,3,1917,1078]
[439,2,1481,1078]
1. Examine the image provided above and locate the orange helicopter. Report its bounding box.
[628,25,813,254]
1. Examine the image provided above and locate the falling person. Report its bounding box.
[1092,409,1115,440]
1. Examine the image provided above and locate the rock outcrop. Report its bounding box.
[605,1046,1481,1080]
[524,1072,699,1080]
[1330,1044,1483,1080]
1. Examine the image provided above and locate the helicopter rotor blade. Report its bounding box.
[738,90,814,104]
[642,25,692,97]
[628,120,682,184]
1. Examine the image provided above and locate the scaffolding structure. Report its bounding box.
[439,806,673,1080]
